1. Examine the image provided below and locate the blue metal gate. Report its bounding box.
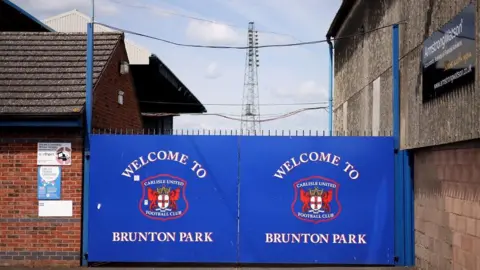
[81,22,413,267]
[86,133,395,265]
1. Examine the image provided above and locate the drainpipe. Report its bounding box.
[326,36,334,136]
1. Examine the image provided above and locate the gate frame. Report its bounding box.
[81,21,94,266]
[392,24,414,266]
[81,22,414,267]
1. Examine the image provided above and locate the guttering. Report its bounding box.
[326,35,334,136]
[0,114,82,127]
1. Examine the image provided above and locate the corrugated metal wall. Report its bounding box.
[333,0,479,149]
[43,10,151,65]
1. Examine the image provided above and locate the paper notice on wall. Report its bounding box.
[37,166,62,200]
[37,142,72,166]
[38,200,73,217]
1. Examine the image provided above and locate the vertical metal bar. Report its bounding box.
[86,23,94,133]
[392,23,405,266]
[392,25,400,147]
[403,150,414,266]
[81,142,90,266]
[327,39,334,136]
[91,0,95,23]
[82,5,94,263]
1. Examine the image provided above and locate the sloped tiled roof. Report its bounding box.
[0,32,121,115]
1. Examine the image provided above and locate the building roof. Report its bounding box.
[131,55,206,114]
[0,0,54,32]
[43,9,151,64]
[0,32,121,117]
[42,9,206,115]
[326,0,357,38]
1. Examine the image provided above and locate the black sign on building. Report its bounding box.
[422,3,476,102]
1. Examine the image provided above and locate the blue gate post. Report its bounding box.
[391,23,404,266]
[392,23,414,266]
[403,149,414,265]
[81,21,94,266]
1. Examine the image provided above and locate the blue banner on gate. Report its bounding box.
[238,136,394,265]
[88,135,238,263]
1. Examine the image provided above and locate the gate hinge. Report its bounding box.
[84,252,89,260]
[85,151,90,160]
[394,256,399,262]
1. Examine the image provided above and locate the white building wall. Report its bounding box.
[43,10,150,64]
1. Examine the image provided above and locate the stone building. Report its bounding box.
[327,0,480,269]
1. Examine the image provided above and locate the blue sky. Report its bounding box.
[14,0,341,131]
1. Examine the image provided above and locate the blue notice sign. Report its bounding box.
[238,136,394,265]
[37,166,61,200]
[88,135,238,263]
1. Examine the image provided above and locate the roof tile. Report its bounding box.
[0,32,121,115]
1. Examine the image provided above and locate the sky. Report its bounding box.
[13,0,341,132]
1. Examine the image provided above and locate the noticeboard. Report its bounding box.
[422,3,476,102]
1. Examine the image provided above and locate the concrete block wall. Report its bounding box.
[414,140,480,270]
[332,0,479,149]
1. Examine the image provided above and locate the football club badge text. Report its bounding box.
[138,174,189,221]
[291,176,341,223]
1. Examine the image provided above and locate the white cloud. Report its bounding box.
[185,20,243,45]
[272,80,328,102]
[205,62,222,79]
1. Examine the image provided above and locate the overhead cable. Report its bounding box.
[94,21,407,50]
[139,100,328,106]
[143,106,327,122]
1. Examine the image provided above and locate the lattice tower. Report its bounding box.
[240,22,261,134]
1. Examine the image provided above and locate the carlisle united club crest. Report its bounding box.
[291,176,341,223]
[138,174,188,221]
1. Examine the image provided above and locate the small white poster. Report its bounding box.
[37,142,72,166]
[38,200,73,217]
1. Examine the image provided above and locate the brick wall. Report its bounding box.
[0,38,146,267]
[93,38,143,130]
[0,128,83,267]
[414,140,480,270]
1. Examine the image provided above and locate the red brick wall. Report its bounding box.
[93,38,143,130]
[0,38,146,267]
[0,128,83,267]
[414,140,480,270]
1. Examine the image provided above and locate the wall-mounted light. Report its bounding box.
[119,61,129,75]
[118,90,124,105]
